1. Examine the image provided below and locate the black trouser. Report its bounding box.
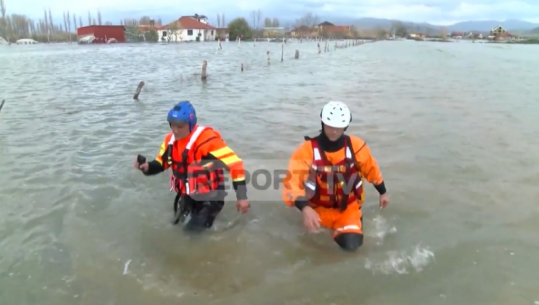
[174,193,225,229]
[333,215,364,252]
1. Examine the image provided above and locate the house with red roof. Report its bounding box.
[157,14,217,42]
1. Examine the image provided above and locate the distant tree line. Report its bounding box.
[226,11,398,41]
[0,0,163,43]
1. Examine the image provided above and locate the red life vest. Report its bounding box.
[303,136,363,210]
[166,125,224,197]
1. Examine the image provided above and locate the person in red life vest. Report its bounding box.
[134,101,250,229]
[282,101,389,252]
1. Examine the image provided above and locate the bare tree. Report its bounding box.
[216,13,220,28]
[139,16,150,25]
[62,11,67,33]
[297,12,319,28]
[97,10,102,25]
[250,11,256,29]
[166,20,179,42]
[256,9,262,30]
[440,26,447,40]
[67,11,71,33]
[0,0,7,38]
[43,9,49,41]
[48,8,53,37]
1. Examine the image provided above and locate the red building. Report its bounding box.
[77,25,126,43]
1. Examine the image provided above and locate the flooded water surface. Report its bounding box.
[0,40,538,305]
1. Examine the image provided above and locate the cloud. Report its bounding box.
[6,0,539,25]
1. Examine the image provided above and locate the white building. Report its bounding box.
[157,15,217,42]
[16,39,38,45]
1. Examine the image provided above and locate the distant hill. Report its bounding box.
[445,19,539,31]
[327,16,539,33]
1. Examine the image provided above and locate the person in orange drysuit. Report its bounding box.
[135,101,250,230]
[283,101,389,251]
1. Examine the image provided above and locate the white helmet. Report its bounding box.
[320,101,352,128]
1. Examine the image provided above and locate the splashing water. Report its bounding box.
[362,213,435,275]
[367,214,398,244]
[364,245,435,275]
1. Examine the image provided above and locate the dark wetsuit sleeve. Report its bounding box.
[144,160,165,176]
[143,137,170,176]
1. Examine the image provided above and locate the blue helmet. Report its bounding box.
[167,101,197,131]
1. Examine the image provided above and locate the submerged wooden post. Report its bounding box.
[281,39,284,62]
[0,99,5,114]
[294,50,299,59]
[267,51,270,65]
[241,63,244,72]
[201,60,207,81]
[133,81,144,100]
[318,42,321,54]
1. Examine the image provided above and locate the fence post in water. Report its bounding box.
[133,81,145,100]
[267,51,270,65]
[294,50,299,59]
[318,42,321,54]
[281,39,284,62]
[201,60,208,81]
[0,99,5,114]
[241,63,244,72]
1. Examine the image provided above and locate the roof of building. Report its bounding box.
[183,14,208,19]
[178,16,216,30]
[165,20,184,29]
[78,25,125,29]
[318,21,334,26]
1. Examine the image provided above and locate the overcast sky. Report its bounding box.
[6,0,539,25]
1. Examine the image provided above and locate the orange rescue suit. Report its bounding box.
[283,135,384,237]
[304,136,364,210]
[156,125,246,199]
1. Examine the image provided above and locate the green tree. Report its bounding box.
[228,17,252,40]
[144,29,158,42]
